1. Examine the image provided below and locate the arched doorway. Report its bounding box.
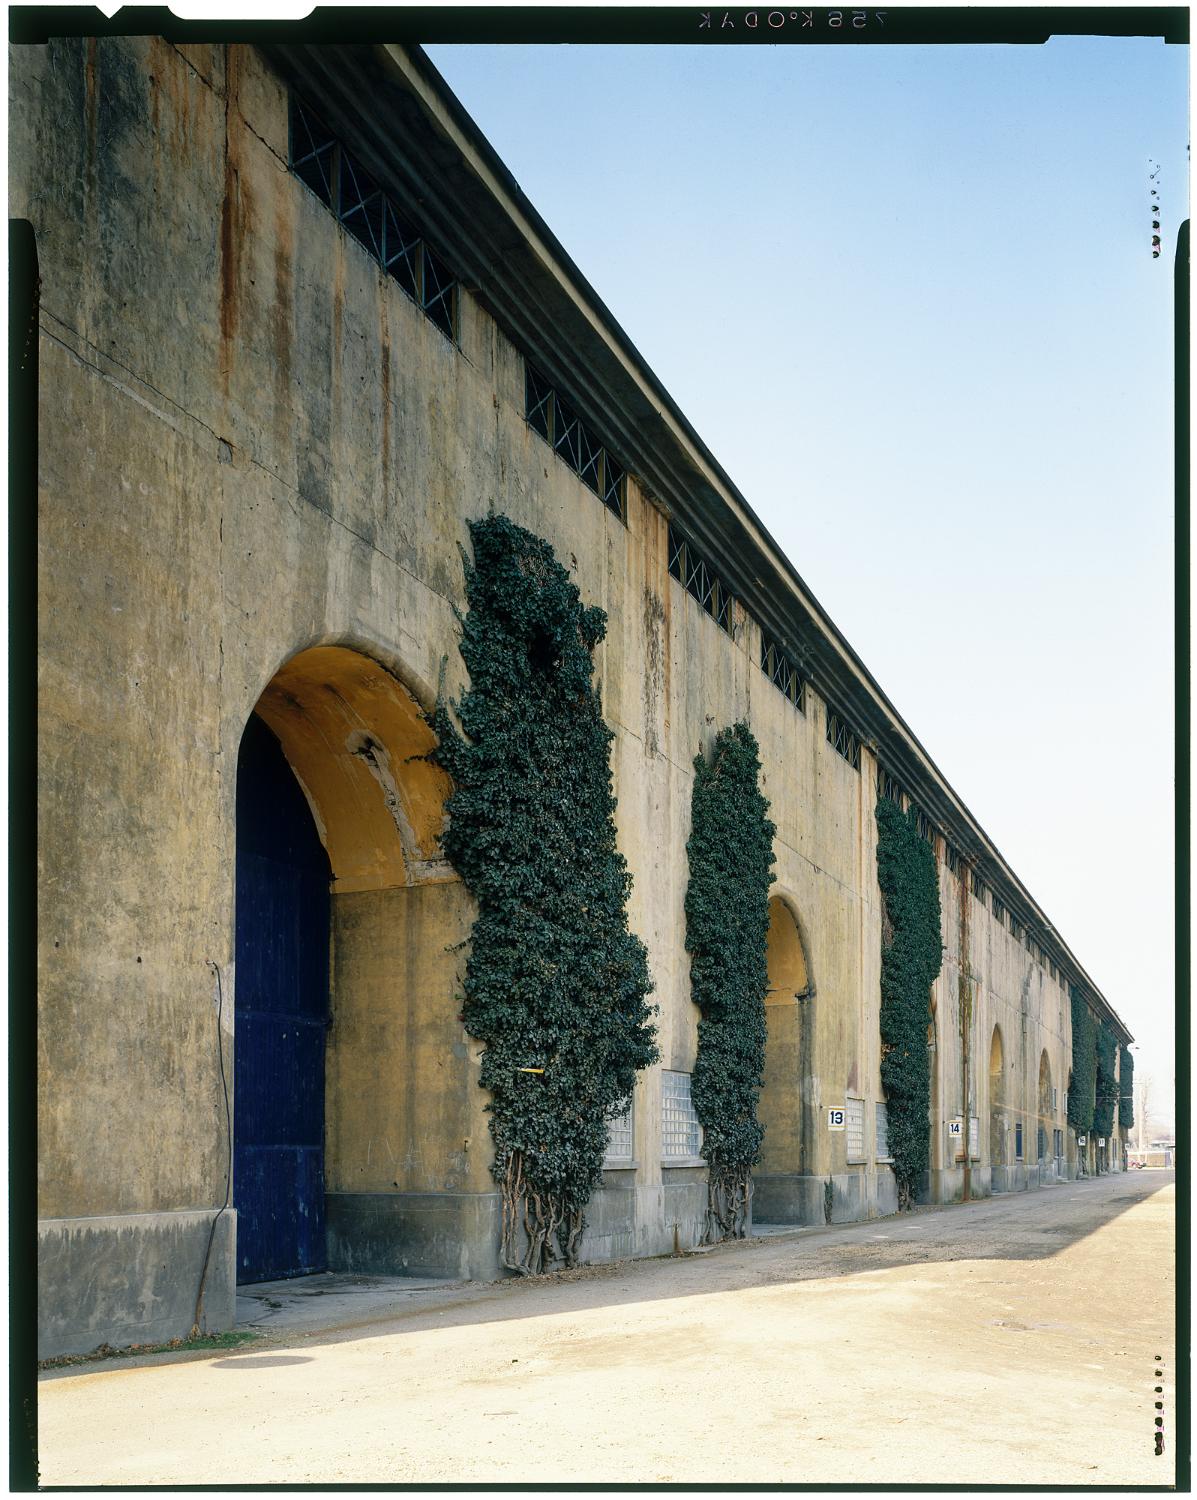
[1038,1051,1052,1181]
[988,1025,1006,1192]
[754,897,814,1225]
[233,645,483,1284]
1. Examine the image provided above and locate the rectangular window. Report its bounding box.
[969,1116,980,1160]
[604,1097,634,1166]
[945,844,960,875]
[992,895,1006,927]
[661,1071,703,1162]
[1037,1126,1046,1162]
[971,870,987,908]
[760,631,805,711]
[913,807,936,848]
[875,1100,891,1162]
[877,769,904,808]
[826,711,861,771]
[1053,1128,1063,1159]
[666,523,734,636]
[289,94,459,343]
[524,363,627,523]
[1052,1086,1058,1112]
[846,1097,865,1163]
[1015,1122,1024,1160]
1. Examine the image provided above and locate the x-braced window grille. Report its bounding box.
[877,769,905,808]
[524,364,626,522]
[289,94,458,342]
[760,631,805,711]
[667,522,734,633]
[825,711,861,771]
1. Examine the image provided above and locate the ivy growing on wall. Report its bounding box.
[1118,1044,1135,1131]
[1092,1022,1119,1141]
[1066,987,1097,1137]
[432,513,658,1274]
[875,798,943,1211]
[685,722,776,1241]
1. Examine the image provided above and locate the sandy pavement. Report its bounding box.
[37,1172,1175,1487]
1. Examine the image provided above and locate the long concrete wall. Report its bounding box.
[16,36,1126,1358]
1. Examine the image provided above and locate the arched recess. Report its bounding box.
[988,1025,1006,1189]
[754,896,815,1224]
[1037,1050,1053,1175]
[234,645,486,1284]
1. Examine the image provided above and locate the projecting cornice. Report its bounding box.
[258,40,1130,1046]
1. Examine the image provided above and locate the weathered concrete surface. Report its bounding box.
[37,1174,1174,1486]
[37,1211,234,1359]
[236,1271,455,1334]
[16,33,1130,1354]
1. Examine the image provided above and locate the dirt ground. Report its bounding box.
[37,1172,1175,1487]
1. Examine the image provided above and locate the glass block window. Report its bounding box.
[968,1116,980,1160]
[661,1071,703,1161]
[604,1097,634,1165]
[760,631,805,711]
[1015,1121,1024,1160]
[667,523,734,635]
[524,363,626,523]
[826,711,861,771]
[875,1100,891,1162]
[846,1097,865,1162]
[877,769,905,808]
[289,94,458,342]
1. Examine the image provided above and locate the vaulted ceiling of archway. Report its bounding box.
[765,897,808,1002]
[253,645,452,893]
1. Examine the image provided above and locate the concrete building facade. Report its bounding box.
[14,33,1132,1359]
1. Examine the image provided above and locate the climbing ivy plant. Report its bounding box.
[432,513,658,1275]
[1118,1044,1135,1131]
[875,798,943,1211]
[1092,1022,1119,1141]
[1066,987,1097,1138]
[685,722,776,1242]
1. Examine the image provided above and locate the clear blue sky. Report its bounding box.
[426,37,1186,1127]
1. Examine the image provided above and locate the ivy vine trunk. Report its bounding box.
[875,799,943,1211]
[432,514,658,1274]
[685,722,776,1242]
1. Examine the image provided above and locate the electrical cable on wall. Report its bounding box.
[191,959,232,1339]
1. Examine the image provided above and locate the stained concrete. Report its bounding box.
[16,32,1131,1357]
[236,1271,455,1335]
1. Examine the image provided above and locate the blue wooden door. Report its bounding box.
[234,713,330,1283]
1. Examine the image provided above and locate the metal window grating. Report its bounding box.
[877,769,905,808]
[875,1100,891,1161]
[759,631,805,711]
[969,1116,980,1160]
[826,711,861,771]
[661,1071,703,1160]
[525,363,626,523]
[992,895,1006,927]
[1015,1121,1024,1159]
[846,1097,865,1162]
[971,870,987,908]
[604,1097,634,1164]
[289,94,458,342]
[913,807,936,848]
[667,523,734,635]
[945,844,961,875]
